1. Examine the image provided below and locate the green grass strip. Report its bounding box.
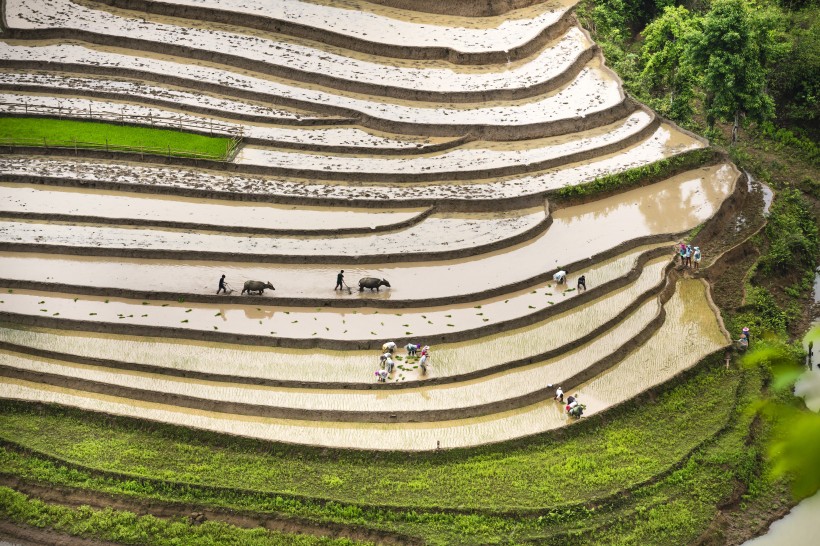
[0,117,233,160]
[0,486,372,546]
[553,147,721,200]
[0,358,740,513]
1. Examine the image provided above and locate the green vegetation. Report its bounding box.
[554,147,718,199]
[0,487,371,546]
[742,341,820,499]
[0,117,235,160]
[0,356,762,545]
[727,187,818,339]
[579,0,819,143]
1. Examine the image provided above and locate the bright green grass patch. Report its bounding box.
[0,486,372,546]
[0,357,739,513]
[0,117,233,160]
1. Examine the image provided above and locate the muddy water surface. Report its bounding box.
[0,257,669,381]
[101,0,578,52]
[232,111,652,173]
[0,375,571,450]
[0,294,662,414]
[0,92,441,148]
[0,165,734,300]
[15,0,590,94]
[0,184,426,231]
[0,40,618,128]
[0,70,335,121]
[0,208,543,256]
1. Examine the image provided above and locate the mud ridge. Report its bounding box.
[0,171,548,211]
[0,345,735,488]
[0,212,552,264]
[92,0,578,65]
[0,252,671,391]
[365,0,548,17]
[0,205,437,237]
[0,476,421,546]
[0,57,635,141]
[0,520,123,546]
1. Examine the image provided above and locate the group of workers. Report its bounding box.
[678,243,702,270]
[553,270,586,292]
[376,341,430,382]
[554,386,585,417]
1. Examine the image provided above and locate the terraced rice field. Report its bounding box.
[0,0,746,543]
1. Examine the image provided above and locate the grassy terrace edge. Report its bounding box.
[552,147,722,203]
[0,351,736,513]
[0,356,761,545]
[0,117,236,161]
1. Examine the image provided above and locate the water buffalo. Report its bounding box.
[241,280,275,295]
[359,277,391,292]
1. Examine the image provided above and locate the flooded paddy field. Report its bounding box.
[0,0,752,500]
[0,257,669,379]
[0,70,343,123]
[0,183,428,232]
[6,0,593,99]
[0,291,663,418]
[0,207,544,258]
[0,277,724,449]
[575,279,728,408]
[0,241,660,324]
[0,126,704,202]
[232,111,652,176]
[90,0,579,57]
[0,163,734,300]
[0,41,621,136]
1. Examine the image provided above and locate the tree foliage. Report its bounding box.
[687,0,776,136]
[640,6,699,121]
[743,341,820,500]
[582,0,818,139]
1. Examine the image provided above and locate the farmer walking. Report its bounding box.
[217,274,227,294]
[335,270,345,290]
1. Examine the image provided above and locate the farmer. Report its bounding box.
[217,274,227,294]
[693,247,702,270]
[334,270,345,290]
[577,275,587,292]
[383,354,395,373]
[419,353,429,373]
[406,343,418,356]
[382,341,397,354]
[555,386,564,403]
[553,269,567,285]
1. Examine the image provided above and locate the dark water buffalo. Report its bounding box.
[241,280,275,295]
[359,277,391,292]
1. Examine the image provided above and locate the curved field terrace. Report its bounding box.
[0,1,761,544]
